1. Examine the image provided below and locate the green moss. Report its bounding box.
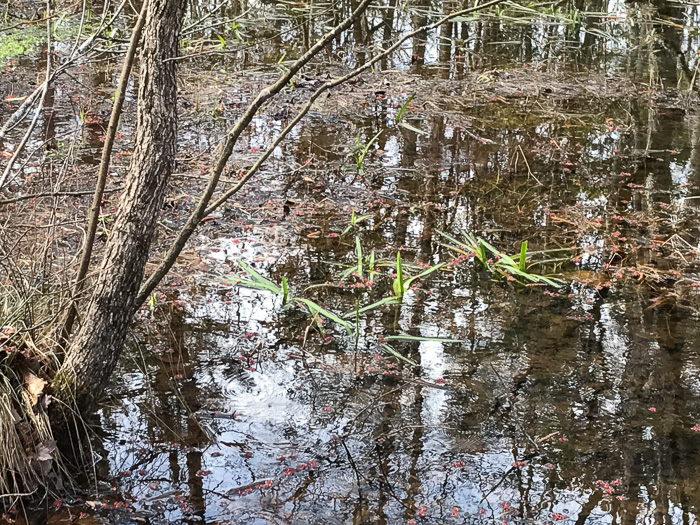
[0,21,100,62]
[0,29,42,61]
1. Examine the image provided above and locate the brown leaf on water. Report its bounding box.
[24,372,47,407]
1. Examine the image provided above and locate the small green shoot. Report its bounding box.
[226,260,283,297]
[342,209,373,235]
[354,130,383,174]
[226,261,351,334]
[392,252,444,302]
[437,231,563,287]
[393,252,405,301]
[147,292,158,311]
[394,93,428,135]
[282,276,288,304]
[231,21,243,42]
[519,240,528,272]
[395,94,414,124]
[368,250,377,283]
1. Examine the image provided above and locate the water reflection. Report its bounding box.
[99,82,700,522]
[169,0,700,82]
[4,0,700,523]
[102,270,700,523]
[76,86,700,523]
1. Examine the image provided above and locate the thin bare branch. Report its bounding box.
[0,188,121,206]
[60,0,151,344]
[0,0,127,140]
[136,0,376,304]
[135,0,506,305]
[0,1,52,192]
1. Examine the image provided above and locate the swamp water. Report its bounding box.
[2,0,700,523]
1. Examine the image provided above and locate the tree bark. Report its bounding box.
[59,0,151,349]
[54,0,186,407]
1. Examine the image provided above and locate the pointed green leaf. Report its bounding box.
[398,121,429,136]
[385,334,461,343]
[519,240,528,272]
[379,342,418,366]
[237,260,282,293]
[404,263,444,288]
[342,296,398,319]
[295,297,353,334]
[395,94,414,123]
[393,252,404,299]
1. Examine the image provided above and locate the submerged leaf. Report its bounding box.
[342,296,399,319]
[379,343,418,366]
[384,334,462,343]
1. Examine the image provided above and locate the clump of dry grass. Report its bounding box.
[0,279,59,503]
[0,380,31,497]
[0,363,54,500]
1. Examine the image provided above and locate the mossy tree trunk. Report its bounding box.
[54,0,187,407]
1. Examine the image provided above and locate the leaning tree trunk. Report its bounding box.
[54,0,187,407]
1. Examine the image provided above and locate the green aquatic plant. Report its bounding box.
[392,251,444,302]
[334,235,376,284]
[341,209,373,235]
[354,129,383,175]
[226,260,351,333]
[438,231,563,287]
[226,244,445,338]
[222,240,461,369]
[230,21,243,43]
[228,260,289,305]
[394,93,427,135]
[394,94,413,124]
[0,31,41,61]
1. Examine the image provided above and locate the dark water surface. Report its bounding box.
[3,0,700,523]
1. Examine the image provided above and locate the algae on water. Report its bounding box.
[0,21,100,62]
[0,28,42,61]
